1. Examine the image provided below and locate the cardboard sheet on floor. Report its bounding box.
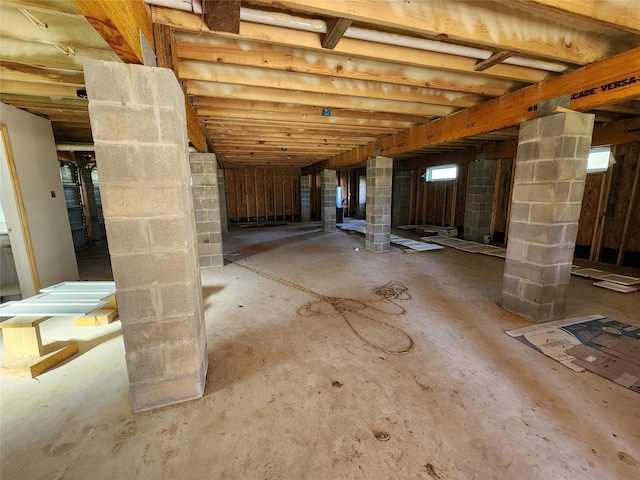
[507,315,640,391]
[566,344,640,393]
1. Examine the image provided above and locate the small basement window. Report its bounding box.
[586,147,614,173]
[425,164,458,182]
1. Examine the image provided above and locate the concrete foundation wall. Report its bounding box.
[84,60,207,412]
[464,159,497,243]
[190,153,224,268]
[502,112,594,322]
[366,156,393,253]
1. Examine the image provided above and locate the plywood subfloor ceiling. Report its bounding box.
[1,0,639,169]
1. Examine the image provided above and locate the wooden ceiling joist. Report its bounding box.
[260,0,632,64]
[174,33,523,97]
[514,0,640,35]
[186,80,459,117]
[151,6,551,84]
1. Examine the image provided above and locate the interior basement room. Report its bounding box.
[1,0,640,479]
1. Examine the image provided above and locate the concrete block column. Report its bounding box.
[321,169,336,232]
[464,159,498,242]
[217,168,229,238]
[300,174,311,222]
[366,156,393,253]
[502,111,594,322]
[84,60,207,412]
[190,153,224,268]
[392,170,411,227]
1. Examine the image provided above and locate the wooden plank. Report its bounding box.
[266,0,621,64]
[72,0,154,64]
[203,0,240,34]
[321,47,640,170]
[474,51,515,72]
[74,308,119,327]
[1,324,44,358]
[0,341,79,378]
[322,17,353,50]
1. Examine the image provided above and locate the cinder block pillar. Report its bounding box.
[464,159,498,242]
[84,60,207,412]
[502,112,594,322]
[321,169,336,232]
[392,169,411,227]
[217,168,228,238]
[366,156,393,253]
[300,174,311,222]
[190,153,224,268]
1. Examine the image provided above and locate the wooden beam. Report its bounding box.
[515,0,640,36]
[391,116,640,172]
[474,51,515,72]
[72,0,153,64]
[152,22,207,153]
[319,47,640,170]
[322,17,352,50]
[202,0,240,34]
[262,0,622,64]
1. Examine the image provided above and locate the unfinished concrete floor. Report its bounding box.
[1,222,639,479]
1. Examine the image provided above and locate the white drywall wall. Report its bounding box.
[0,103,79,297]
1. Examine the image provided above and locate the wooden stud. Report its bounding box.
[616,152,640,265]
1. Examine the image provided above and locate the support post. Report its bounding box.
[321,169,336,232]
[502,111,594,322]
[366,156,393,253]
[84,59,208,411]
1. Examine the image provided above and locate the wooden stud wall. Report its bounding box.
[407,163,468,228]
[224,168,301,223]
[491,158,515,245]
